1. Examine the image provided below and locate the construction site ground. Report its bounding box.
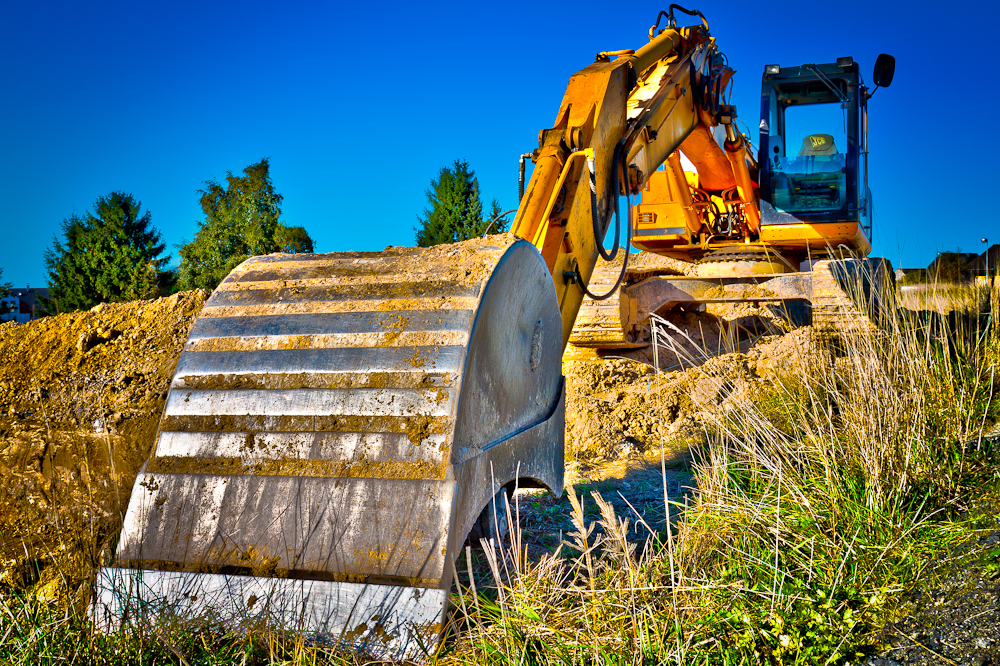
[0,286,996,661]
[0,289,817,595]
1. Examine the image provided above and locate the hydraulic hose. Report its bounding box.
[574,140,634,301]
[589,143,621,262]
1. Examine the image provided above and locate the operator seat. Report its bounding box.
[797,133,839,157]
[795,133,844,176]
[778,132,847,210]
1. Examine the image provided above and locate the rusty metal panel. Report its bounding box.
[116,473,454,581]
[188,310,475,339]
[163,387,454,418]
[173,346,465,383]
[205,281,482,307]
[154,431,446,465]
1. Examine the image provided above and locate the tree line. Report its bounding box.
[33,156,508,314]
[42,158,313,313]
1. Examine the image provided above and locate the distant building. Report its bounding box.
[920,249,1000,283]
[920,252,975,284]
[0,287,50,323]
[927,252,978,272]
[967,244,999,279]
[0,294,17,321]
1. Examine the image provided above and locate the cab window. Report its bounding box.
[770,101,848,213]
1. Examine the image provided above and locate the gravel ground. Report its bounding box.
[865,529,1000,666]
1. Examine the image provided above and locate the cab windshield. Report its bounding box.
[770,102,847,213]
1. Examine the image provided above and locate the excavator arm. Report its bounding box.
[512,9,757,345]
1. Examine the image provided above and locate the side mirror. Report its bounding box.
[873,53,895,88]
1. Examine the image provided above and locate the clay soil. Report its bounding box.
[0,290,207,603]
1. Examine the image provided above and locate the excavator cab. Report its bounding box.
[759,56,893,245]
[628,55,894,264]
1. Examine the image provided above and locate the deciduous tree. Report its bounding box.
[177,158,315,291]
[273,223,315,254]
[930,252,970,284]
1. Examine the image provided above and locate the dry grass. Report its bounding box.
[442,269,999,664]
[898,279,997,315]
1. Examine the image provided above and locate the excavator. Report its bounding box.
[93,6,894,660]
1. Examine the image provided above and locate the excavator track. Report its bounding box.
[567,263,633,351]
[569,252,810,366]
[810,258,896,341]
[568,256,895,365]
[94,234,565,660]
[568,253,696,354]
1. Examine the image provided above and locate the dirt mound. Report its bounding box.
[0,290,207,602]
[563,326,824,461]
[634,304,794,371]
[747,326,826,382]
[625,251,697,277]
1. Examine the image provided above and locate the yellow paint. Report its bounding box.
[511,19,873,350]
[511,24,708,349]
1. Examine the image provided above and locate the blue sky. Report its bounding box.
[1,0,996,288]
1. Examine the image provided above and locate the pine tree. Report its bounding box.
[484,198,511,235]
[177,158,315,291]
[44,193,167,313]
[415,159,496,247]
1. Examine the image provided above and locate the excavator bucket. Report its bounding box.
[93,234,565,660]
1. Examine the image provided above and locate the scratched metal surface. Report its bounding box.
[98,236,566,659]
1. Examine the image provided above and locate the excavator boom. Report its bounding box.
[511,14,735,344]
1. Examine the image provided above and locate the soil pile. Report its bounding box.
[0,290,207,602]
[637,303,798,370]
[562,327,823,461]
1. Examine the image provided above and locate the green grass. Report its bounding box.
[0,592,381,665]
[441,284,999,664]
